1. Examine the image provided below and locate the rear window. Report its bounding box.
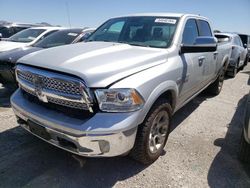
[215,34,231,43]
[197,20,212,36]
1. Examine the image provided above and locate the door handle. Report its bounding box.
[213,51,218,60]
[198,56,205,66]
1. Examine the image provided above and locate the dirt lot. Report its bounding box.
[0,65,250,188]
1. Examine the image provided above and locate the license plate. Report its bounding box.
[28,120,51,140]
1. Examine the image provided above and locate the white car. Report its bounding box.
[0,27,64,53]
[215,33,248,77]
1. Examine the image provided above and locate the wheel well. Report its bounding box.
[223,58,228,67]
[156,90,176,112]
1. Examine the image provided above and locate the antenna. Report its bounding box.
[65,2,71,28]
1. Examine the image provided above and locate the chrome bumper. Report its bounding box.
[11,89,139,157]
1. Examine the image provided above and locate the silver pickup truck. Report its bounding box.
[11,13,231,164]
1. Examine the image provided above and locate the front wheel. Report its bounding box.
[130,99,172,164]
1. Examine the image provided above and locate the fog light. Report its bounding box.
[98,140,110,153]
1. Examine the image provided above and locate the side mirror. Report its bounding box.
[180,36,217,53]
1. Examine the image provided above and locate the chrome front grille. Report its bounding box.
[42,77,81,95]
[16,64,93,112]
[17,70,81,96]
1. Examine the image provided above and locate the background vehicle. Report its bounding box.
[11,13,230,164]
[215,33,247,77]
[239,92,250,163]
[0,28,95,84]
[0,27,63,53]
[0,22,47,40]
[238,34,250,64]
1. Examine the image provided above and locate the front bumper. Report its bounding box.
[11,89,140,157]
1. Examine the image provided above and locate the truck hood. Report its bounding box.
[0,41,27,52]
[0,46,42,64]
[18,41,168,87]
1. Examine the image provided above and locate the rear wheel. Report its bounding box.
[230,65,237,78]
[207,67,225,95]
[228,59,239,78]
[243,56,249,67]
[130,99,172,164]
[238,59,244,71]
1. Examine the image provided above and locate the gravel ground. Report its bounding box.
[0,65,250,188]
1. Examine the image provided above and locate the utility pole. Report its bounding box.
[65,2,71,28]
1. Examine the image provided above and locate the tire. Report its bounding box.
[239,130,250,163]
[238,59,244,71]
[239,64,244,71]
[130,99,172,164]
[244,56,249,67]
[227,59,239,78]
[206,67,225,95]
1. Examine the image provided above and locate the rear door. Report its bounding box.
[196,19,217,83]
[178,19,206,103]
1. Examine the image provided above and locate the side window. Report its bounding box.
[182,19,199,45]
[0,27,13,38]
[197,20,212,36]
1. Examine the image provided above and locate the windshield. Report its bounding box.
[8,28,45,43]
[87,16,179,48]
[33,30,81,48]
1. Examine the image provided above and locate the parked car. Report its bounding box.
[0,22,46,40]
[0,27,63,53]
[215,33,247,77]
[238,34,250,64]
[239,91,250,163]
[11,13,231,164]
[0,28,95,85]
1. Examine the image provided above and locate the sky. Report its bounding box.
[0,0,250,34]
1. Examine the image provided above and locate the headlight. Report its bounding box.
[95,88,144,112]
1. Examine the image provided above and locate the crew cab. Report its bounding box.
[11,13,230,164]
[0,27,63,53]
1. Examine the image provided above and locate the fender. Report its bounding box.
[136,80,178,125]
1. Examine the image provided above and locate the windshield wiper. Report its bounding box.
[117,41,146,47]
[87,39,110,42]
